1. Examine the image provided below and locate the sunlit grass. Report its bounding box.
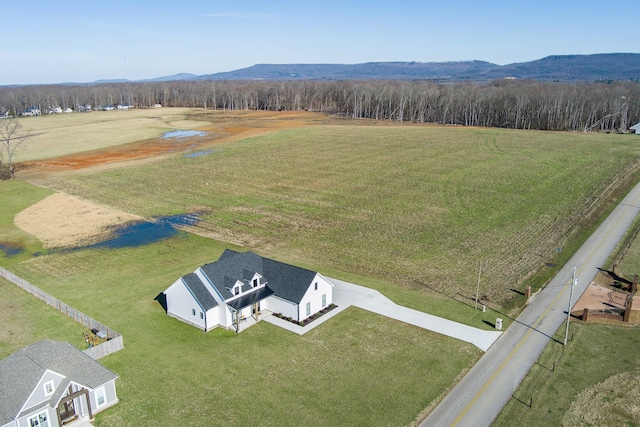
[40,124,640,309]
[8,236,479,427]
[12,108,207,162]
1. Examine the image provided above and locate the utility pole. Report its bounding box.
[564,267,577,345]
[475,262,482,310]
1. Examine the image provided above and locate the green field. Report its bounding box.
[34,120,640,311]
[3,247,480,426]
[4,111,640,425]
[0,180,480,426]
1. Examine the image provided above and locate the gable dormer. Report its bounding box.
[249,272,263,288]
[22,369,65,412]
[232,280,243,296]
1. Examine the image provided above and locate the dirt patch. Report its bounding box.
[14,193,143,248]
[16,110,340,177]
[572,282,633,312]
[572,270,640,324]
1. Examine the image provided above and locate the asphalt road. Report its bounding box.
[422,181,640,427]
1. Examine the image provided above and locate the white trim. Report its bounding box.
[28,409,50,427]
[43,380,54,397]
[95,386,107,408]
[18,369,60,415]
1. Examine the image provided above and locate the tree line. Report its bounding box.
[1,79,639,132]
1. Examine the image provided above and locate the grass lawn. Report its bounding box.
[0,276,87,358]
[6,235,480,426]
[492,322,640,426]
[0,180,51,266]
[36,121,640,311]
[11,108,206,162]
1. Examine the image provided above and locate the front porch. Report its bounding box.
[227,286,275,333]
[231,307,275,332]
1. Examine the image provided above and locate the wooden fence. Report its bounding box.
[0,266,123,359]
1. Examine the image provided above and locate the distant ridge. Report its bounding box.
[191,53,640,83]
[5,53,640,87]
[195,60,500,81]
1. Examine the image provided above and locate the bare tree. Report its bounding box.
[0,117,31,178]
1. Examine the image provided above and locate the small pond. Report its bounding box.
[162,130,207,139]
[0,242,24,257]
[84,213,201,250]
[184,150,216,158]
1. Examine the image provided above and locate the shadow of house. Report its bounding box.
[155,292,168,312]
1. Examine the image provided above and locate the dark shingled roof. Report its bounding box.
[182,273,218,311]
[0,340,118,424]
[201,250,318,304]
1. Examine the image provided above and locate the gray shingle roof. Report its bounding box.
[200,250,317,304]
[0,340,118,424]
[182,273,218,311]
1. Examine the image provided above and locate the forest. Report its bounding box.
[1,79,639,132]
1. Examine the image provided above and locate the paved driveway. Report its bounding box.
[264,277,501,351]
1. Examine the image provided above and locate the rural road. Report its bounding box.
[422,181,640,427]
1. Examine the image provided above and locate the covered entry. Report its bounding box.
[227,286,274,332]
[56,386,93,425]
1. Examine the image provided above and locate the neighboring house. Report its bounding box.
[163,249,334,332]
[631,122,640,134]
[0,340,118,427]
[20,107,40,117]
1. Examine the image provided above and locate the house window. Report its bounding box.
[95,387,107,407]
[192,309,196,316]
[234,285,241,295]
[29,411,49,427]
[322,294,327,307]
[314,282,318,290]
[200,311,204,319]
[253,278,258,287]
[306,302,311,316]
[43,380,55,396]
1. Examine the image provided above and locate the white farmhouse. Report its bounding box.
[163,250,334,332]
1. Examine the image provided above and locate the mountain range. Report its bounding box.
[138,53,639,84]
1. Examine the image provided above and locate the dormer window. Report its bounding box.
[234,286,240,295]
[44,380,54,396]
[252,278,258,287]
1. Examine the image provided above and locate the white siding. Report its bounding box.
[165,279,206,330]
[263,295,298,320]
[297,274,334,321]
[205,306,220,331]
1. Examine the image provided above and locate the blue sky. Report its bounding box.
[2,0,637,85]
